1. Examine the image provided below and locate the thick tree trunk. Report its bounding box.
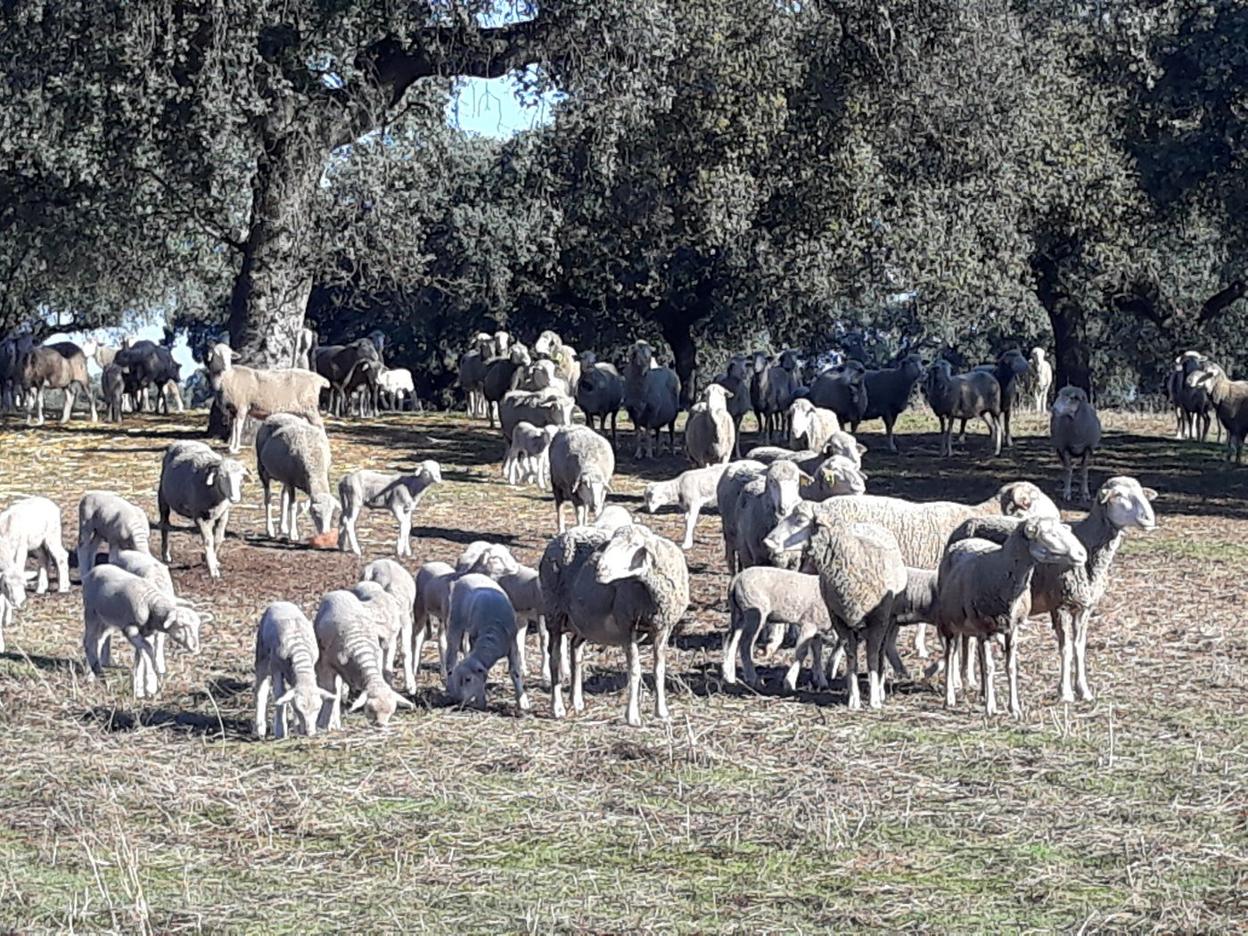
[661,315,698,409]
[1047,305,1092,396]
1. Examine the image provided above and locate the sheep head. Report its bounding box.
[823,431,865,468]
[778,349,800,372]
[924,359,953,396]
[594,506,633,531]
[700,384,732,408]
[999,349,1029,379]
[789,398,814,444]
[472,544,520,579]
[1051,385,1090,417]
[308,494,340,535]
[350,686,413,726]
[814,455,867,497]
[492,332,512,356]
[629,341,655,372]
[207,458,248,503]
[448,658,490,709]
[1021,517,1087,568]
[997,481,1058,519]
[0,561,27,611]
[1098,477,1157,533]
[898,353,924,379]
[276,682,337,737]
[1030,347,1047,365]
[594,524,657,584]
[727,355,750,381]
[763,501,817,555]
[534,330,562,358]
[1185,361,1223,392]
[765,460,807,515]
[165,604,204,654]
[642,482,666,514]
[419,460,443,485]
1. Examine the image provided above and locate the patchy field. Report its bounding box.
[0,406,1244,933]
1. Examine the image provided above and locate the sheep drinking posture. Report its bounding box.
[157,440,247,578]
[443,573,529,712]
[256,414,339,539]
[0,495,70,595]
[337,462,442,557]
[81,565,205,699]
[253,601,335,739]
[935,517,1087,718]
[77,491,151,577]
[313,590,414,730]
[643,462,730,549]
[1050,386,1102,501]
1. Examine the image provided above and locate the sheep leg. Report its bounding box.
[315,664,337,730]
[738,609,764,687]
[721,613,743,685]
[253,672,272,739]
[1060,452,1073,502]
[437,624,448,680]
[824,636,846,684]
[914,622,929,659]
[1079,451,1092,502]
[883,414,898,453]
[128,633,158,699]
[810,635,828,690]
[537,616,552,687]
[843,630,861,710]
[214,512,228,548]
[396,507,412,557]
[410,620,429,678]
[941,423,953,458]
[196,518,220,578]
[885,622,908,679]
[625,636,643,727]
[978,637,997,716]
[272,675,289,738]
[442,623,461,688]
[548,617,566,718]
[60,386,74,423]
[652,628,670,721]
[509,628,530,713]
[1005,630,1022,719]
[330,675,343,730]
[783,624,817,692]
[83,620,104,679]
[570,637,586,713]
[31,385,44,426]
[153,632,167,676]
[865,624,886,709]
[985,414,1001,456]
[960,634,978,690]
[942,632,957,708]
[1052,609,1074,703]
[1073,610,1093,702]
[681,500,702,550]
[262,479,275,538]
[555,497,566,534]
[762,621,785,659]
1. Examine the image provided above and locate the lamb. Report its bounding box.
[1050,385,1102,500]
[101,364,125,422]
[483,345,533,427]
[81,564,205,699]
[733,460,809,571]
[801,454,868,502]
[946,476,1155,703]
[1187,360,1248,463]
[362,558,419,692]
[715,460,766,573]
[498,387,575,444]
[858,353,925,451]
[458,333,495,418]
[109,549,175,673]
[623,340,681,459]
[376,367,416,411]
[934,517,1087,718]
[923,359,1002,457]
[337,462,442,556]
[0,560,25,654]
[480,562,566,689]
[293,325,317,370]
[455,540,520,577]
[255,414,339,539]
[749,350,801,444]
[788,398,841,453]
[253,601,335,739]
[157,441,247,579]
[575,352,625,447]
[0,495,70,594]
[808,361,869,430]
[643,463,731,549]
[684,383,736,467]
[77,491,151,577]
[548,425,616,532]
[443,573,529,711]
[20,343,96,424]
[351,579,408,685]
[209,343,328,453]
[722,567,834,691]
[312,590,414,729]
[540,523,689,726]
[714,355,753,458]
[1027,347,1053,413]
[412,561,457,679]
[501,422,559,489]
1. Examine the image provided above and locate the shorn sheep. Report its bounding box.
[337,462,442,557]
[443,573,529,712]
[157,440,248,578]
[643,462,731,549]
[256,414,339,539]
[77,491,151,577]
[209,343,328,453]
[20,342,96,424]
[935,517,1086,718]
[1187,359,1248,463]
[253,601,335,739]
[1169,351,1216,442]
[1050,386,1102,501]
[750,350,801,444]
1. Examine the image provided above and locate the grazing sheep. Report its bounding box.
[81,565,205,699]
[923,359,1002,457]
[483,345,533,427]
[157,441,247,579]
[716,460,766,573]
[455,541,520,577]
[935,517,1087,718]
[498,387,575,444]
[623,341,681,459]
[0,495,70,594]
[362,558,418,692]
[312,590,414,730]
[351,579,408,684]
[102,364,125,423]
[947,476,1155,703]
[253,601,335,739]
[209,344,328,454]
[20,343,96,424]
[1027,347,1053,413]
[476,562,566,689]
[714,355,753,457]
[77,491,151,577]
[443,573,529,712]
[541,523,690,726]
[548,425,616,532]
[684,383,736,467]
[502,422,559,489]
[643,463,731,549]
[750,350,801,444]
[109,549,175,673]
[337,462,442,557]
[859,354,924,452]
[734,460,809,571]
[0,560,26,654]
[788,398,841,453]
[412,561,457,679]
[255,415,339,539]
[377,367,416,411]
[808,361,869,430]
[575,352,625,447]
[1187,360,1248,463]
[458,333,495,418]
[1050,386,1102,500]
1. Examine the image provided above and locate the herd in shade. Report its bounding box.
[5,319,1248,735]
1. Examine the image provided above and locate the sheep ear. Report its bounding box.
[274,687,298,706]
[799,471,815,485]
[856,444,868,456]
[348,692,371,713]
[1142,487,1157,502]
[204,470,216,487]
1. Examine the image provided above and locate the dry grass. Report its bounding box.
[0,406,1245,934]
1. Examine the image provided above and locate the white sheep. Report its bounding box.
[351,579,408,685]
[81,564,206,699]
[312,590,414,730]
[684,383,736,467]
[157,440,247,579]
[376,366,416,411]
[0,495,70,594]
[642,462,731,549]
[723,567,832,691]
[788,398,841,453]
[209,343,329,454]
[502,421,560,489]
[548,425,615,532]
[337,462,442,557]
[362,558,418,692]
[77,491,151,578]
[256,414,339,539]
[444,573,530,712]
[0,559,26,654]
[253,601,335,739]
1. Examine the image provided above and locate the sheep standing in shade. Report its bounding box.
[808,361,869,430]
[1027,348,1053,413]
[575,352,625,447]
[924,359,1002,457]
[714,355,753,457]
[623,341,681,459]
[750,350,801,444]
[157,441,248,579]
[443,573,529,712]
[483,345,532,428]
[858,354,925,452]
[458,333,495,418]
[1050,386,1101,501]
[788,399,841,454]
[548,425,615,532]
[253,601,336,739]
[499,387,575,443]
[685,383,736,467]
[337,462,442,557]
[934,517,1086,718]
[1187,359,1248,463]
[643,462,731,549]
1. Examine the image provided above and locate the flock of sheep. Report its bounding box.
[0,323,1239,737]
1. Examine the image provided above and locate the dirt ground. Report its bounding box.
[0,405,1244,933]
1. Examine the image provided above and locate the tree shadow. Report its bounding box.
[1,651,83,674]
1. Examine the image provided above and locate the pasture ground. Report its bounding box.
[0,406,1244,933]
